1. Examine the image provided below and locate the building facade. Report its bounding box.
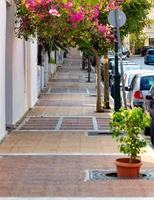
[0,0,38,141]
[144,7,154,46]
[0,0,63,141]
[0,0,80,143]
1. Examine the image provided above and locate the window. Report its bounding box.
[141,76,154,90]
[130,75,138,91]
[149,38,154,46]
[148,50,154,55]
[128,74,136,86]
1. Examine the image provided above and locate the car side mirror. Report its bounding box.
[145,95,153,100]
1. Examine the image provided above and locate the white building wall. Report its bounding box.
[12,38,28,124]
[5,1,38,126]
[5,0,13,126]
[26,41,38,108]
[5,0,28,126]
[43,52,49,87]
[0,0,6,140]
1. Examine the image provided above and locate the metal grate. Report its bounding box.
[87,131,112,136]
[49,88,68,93]
[69,88,87,93]
[60,117,93,130]
[96,118,110,130]
[88,169,154,181]
[49,78,79,82]
[20,117,59,130]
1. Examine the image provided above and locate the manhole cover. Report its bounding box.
[88,170,154,181]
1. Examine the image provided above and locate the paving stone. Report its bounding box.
[49,78,79,82]
[20,117,59,130]
[0,155,154,196]
[1,57,154,197]
[36,100,96,107]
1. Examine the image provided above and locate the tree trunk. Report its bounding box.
[93,50,102,112]
[103,47,110,109]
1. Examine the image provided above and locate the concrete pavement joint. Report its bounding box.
[47,88,50,94]
[0,152,123,156]
[48,88,52,93]
[0,198,154,200]
[55,117,63,130]
[84,169,90,182]
[86,88,90,95]
[13,129,110,132]
[16,117,31,130]
[67,88,70,94]
[92,116,98,130]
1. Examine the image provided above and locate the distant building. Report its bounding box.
[123,4,154,55]
[144,7,154,46]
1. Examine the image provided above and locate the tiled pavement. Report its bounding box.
[1,57,154,198]
[18,117,110,131]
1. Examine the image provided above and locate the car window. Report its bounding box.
[128,74,136,86]
[140,76,154,90]
[148,50,154,55]
[130,75,138,91]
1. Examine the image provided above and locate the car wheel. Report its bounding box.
[150,120,154,146]
[144,126,150,136]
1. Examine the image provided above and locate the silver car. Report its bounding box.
[127,72,154,108]
[120,70,151,106]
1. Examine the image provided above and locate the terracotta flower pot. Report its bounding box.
[115,158,142,177]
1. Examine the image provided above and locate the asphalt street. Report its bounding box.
[129,55,154,70]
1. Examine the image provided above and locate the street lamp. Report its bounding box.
[108,9,126,111]
[114,27,121,111]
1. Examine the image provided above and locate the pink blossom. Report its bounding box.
[107,0,124,10]
[69,10,84,23]
[98,24,106,33]
[26,0,52,9]
[64,0,73,9]
[49,8,60,17]
[39,13,45,19]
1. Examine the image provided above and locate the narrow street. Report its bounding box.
[129,55,154,70]
[0,57,154,198]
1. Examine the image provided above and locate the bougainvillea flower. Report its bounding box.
[49,8,60,16]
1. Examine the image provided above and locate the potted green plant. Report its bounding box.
[110,107,151,177]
